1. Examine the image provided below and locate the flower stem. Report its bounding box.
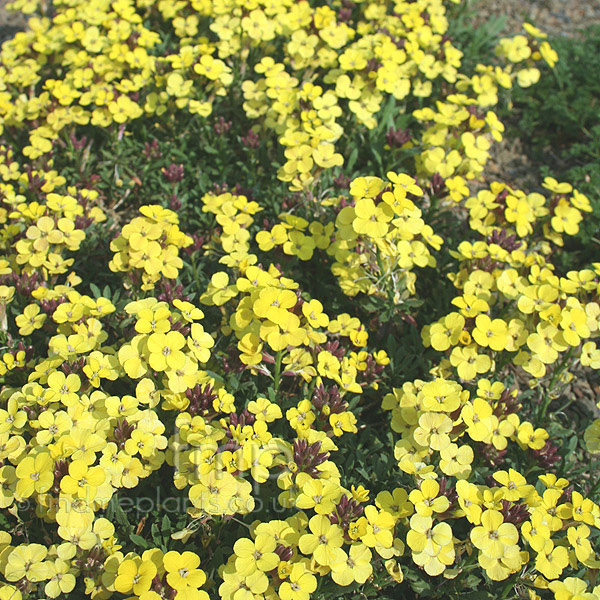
[274,350,283,394]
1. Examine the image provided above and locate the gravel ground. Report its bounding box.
[0,0,25,45]
[0,0,597,191]
[2,0,599,39]
[470,0,600,38]
[469,0,600,191]
[2,0,599,53]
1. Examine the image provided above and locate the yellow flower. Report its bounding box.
[569,491,596,526]
[46,371,81,405]
[406,514,453,569]
[535,541,569,580]
[5,544,49,582]
[135,305,171,334]
[361,505,395,548]
[253,288,297,324]
[256,224,288,251]
[15,303,46,335]
[114,558,157,595]
[233,535,279,577]
[440,443,473,478]
[45,559,77,598]
[164,550,206,590]
[409,480,450,517]
[201,272,238,306]
[282,230,316,260]
[521,511,551,553]
[413,412,453,451]
[517,422,549,450]
[146,331,186,371]
[15,452,54,498]
[302,299,329,328]
[331,544,373,585]
[329,411,358,436]
[567,524,593,563]
[278,563,317,600]
[313,143,343,168]
[298,514,345,566]
[472,315,508,351]
[295,473,340,514]
[470,510,518,559]
[352,198,393,239]
[60,459,105,499]
[549,578,594,600]
[187,323,214,363]
[551,199,582,235]
[108,95,143,123]
[450,345,492,380]
[375,488,413,520]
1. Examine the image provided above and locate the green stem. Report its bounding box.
[538,391,554,422]
[554,397,575,416]
[229,516,252,531]
[427,192,440,221]
[191,252,201,291]
[500,576,516,599]
[586,458,600,498]
[539,347,574,420]
[274,350,283,393]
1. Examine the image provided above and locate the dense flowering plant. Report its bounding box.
[0,0,598,599]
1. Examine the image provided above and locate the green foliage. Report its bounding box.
[504,25,600,249]
[0,1,600,600]
[446,0,508,71]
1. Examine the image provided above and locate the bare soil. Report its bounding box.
[0,0,25,44]
[470,0,600,39]
[469,0,600,191]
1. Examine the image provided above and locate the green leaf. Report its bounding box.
[370,146,383,172]
[355,466,371,482]
[204,369,225,384]
[377,95,397,134]
[346,147,359,172]
[106,496,132,535]
[130,533,149,549]
[161,514,171,534]
[150,523,162,547]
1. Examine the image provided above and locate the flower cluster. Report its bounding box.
[422,178,599,382]
[109,206,193,291]
[328,172,440,299]
[384,375,600,583]
[1,0,599,599]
